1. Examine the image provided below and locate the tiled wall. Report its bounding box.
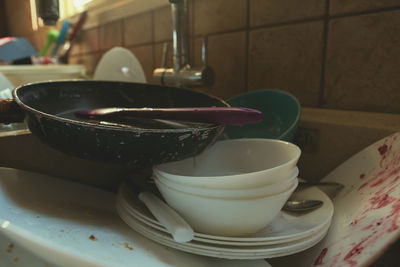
[13,0,400,113]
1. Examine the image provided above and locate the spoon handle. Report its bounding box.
[138,191,194,243]
[75,107,263,126]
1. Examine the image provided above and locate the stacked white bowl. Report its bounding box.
[152,139,301,237]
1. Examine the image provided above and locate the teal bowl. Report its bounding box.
[223,89,301,141]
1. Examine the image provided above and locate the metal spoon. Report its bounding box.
[282,199,323,212]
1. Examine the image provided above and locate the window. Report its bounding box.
[60,0,94,19]
[30,0,93,30]
[31,0,167,30]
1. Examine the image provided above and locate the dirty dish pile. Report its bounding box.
[116,182,334,259]
[152,138,302,237]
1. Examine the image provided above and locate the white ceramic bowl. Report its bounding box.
[155,178,298,236]
[0,65,86,86]
[153,139,301,189]
[154,167,299,199]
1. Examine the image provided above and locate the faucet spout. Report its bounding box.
[170,0,189,72]
[153,0,214,89]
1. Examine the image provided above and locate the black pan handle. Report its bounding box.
[0,99,25,123]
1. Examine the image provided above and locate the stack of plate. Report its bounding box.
[116,184,334,260]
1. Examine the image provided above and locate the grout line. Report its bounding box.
[318,0,330,108]
[249,16,324,32]
[151,10,156,70]
[118,41,157,48]
[190,0,195,66]
[75,51,102,57]
[94,26,101,55]
[126,43,156,49]
[79,3,400,52]
[245,4,400,32]
[330,5,400,19]
[187,5,400,40]
[120,19,125,46]
[244,0,250,93]
[187,15,321,40]
[191,27,248,39]
[152,39,175,46]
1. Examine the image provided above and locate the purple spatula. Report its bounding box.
[75,107,263,126]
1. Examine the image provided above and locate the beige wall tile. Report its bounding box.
[68,44,81,57]
[194,0,247,35]
[248,22,324,107]
[193,32,247,100]
[128,45,154,83]
[296,108,400,181]
[124,12,153,46]
[154,6,173,42]
[68,53,100,76]
[81,27,100,53]
[68,55,83,66]
[324,11,400,113]
[330,0,400,15]
[250,0,326,26]
[69,31,83,56]
[188,0,195,35]
[154,41,173,70]
[99,21,123,51]
[81,53,102,76]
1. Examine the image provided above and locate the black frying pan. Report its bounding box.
[0,81,228,167]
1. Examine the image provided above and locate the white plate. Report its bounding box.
[269,132,400,267]
[0,167,270,267]
[118,200,331,253]
[118,183,334,245]
[93,47,146,83]
[117,205,331,259]
[121,216,330,260]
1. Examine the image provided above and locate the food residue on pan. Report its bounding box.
[124,243,134,251]
[5,243,13,253]
[89,235,98,241]
[13,257,19,262]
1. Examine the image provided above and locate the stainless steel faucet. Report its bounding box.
[153,0,214,88]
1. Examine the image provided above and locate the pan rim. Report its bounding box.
[12,80,228,133]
